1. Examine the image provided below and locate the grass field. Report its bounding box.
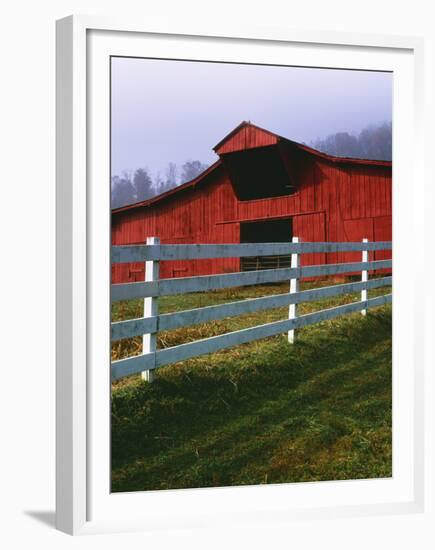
[111,280,392,492]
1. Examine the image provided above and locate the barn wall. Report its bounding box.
[215,124,278,155]
[112,148,392,284]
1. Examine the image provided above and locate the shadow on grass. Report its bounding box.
[112,307,392,492]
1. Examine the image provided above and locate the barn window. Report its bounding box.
[225,146,295,200]
[240,218,292,271]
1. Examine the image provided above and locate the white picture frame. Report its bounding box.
[56,15,425,535]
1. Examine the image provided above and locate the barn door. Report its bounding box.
[240,218,292,271]
[293,212,326,266]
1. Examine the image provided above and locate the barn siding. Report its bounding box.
[215,124,278,155]
[112,128,392,284]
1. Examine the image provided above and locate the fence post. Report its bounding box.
[288,236,300,343]
[361,238,368,316]
[141,236,160,382]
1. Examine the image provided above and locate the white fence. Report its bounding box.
[111,238,392,381]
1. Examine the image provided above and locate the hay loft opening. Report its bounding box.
[223,146,296,201]
[240,218,292,271]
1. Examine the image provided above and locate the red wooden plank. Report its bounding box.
[215,123,277,155]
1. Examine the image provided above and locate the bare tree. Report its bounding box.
[180,160,208,184]
[166,162,178,187]
[133,168,153,202]
[153,172,166,196]
[111,172,135,209]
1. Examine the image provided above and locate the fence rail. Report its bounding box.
[112,259,392,302]
[112,240,392,264]
[111,238,392,381]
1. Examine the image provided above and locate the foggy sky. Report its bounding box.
[111,57,392,179]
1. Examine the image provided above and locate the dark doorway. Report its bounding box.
[240,218,292,271]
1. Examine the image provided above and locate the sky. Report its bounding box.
[111,57,392,180]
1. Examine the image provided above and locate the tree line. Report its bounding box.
[309,121,392,161]
[111,160,208,209]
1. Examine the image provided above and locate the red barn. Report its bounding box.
[112,121,392,283]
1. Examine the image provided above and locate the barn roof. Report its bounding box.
[112,121,391,215]
[112,160,224,214]
[213,121,392,166]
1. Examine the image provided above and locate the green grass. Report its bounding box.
[111,281,392,492]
